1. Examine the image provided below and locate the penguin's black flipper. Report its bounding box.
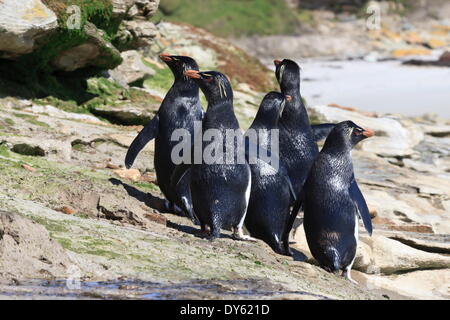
[285,176,297,202]
[311,123,335,142]
[170,162,191,190]
[349,177,373,236]
[125,114,160,168]
[281,189,304,256]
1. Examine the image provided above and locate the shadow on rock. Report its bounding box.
[291,247,309,262]
[109,178,171,213]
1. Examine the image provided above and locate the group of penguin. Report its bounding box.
[124,53,374,282]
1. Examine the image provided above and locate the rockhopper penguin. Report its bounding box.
[182,70,253,241]
[124,54,203,218]
[298,120,374,282]
[244,92,297,255]
[273,58,320,253]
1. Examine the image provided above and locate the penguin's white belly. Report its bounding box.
[237,165,252,229]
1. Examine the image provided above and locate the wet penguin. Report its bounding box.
[244,92,297,255]
[182,70,252,241]
[299,121,374,282]
[273,59,320,253]
[124,54,203,217]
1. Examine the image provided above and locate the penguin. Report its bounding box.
[181,70,253,241]
[298,120,374,282]
[244,92,297,255]
[273,58,320,253]
[124,54,203,218]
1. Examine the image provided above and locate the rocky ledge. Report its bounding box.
[0,93,449,299]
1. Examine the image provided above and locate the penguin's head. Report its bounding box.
[183,70,233,105]
[159,53,199,80]
[324,121,375,151]
[257,92,291,126]
[273,59,301,93]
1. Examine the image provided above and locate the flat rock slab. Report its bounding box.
[0,0,58,57]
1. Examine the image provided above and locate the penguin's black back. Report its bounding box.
[276,60,319,196]
[244,92,293,254]
[154,81,202,204]
[303,122,360,272]
[188,72,251,237]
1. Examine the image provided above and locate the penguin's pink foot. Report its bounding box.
[232,227,257,242]
[195,224,211,237]
[344,269,358,285]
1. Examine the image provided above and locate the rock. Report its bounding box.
[0,0,58,58]
[392,48,432,57]
[106,163,121,170]
[135,0,160,17]
[403,31,423,44]
[119,20,158,49]
[4,137,72,161]
[21,164,37,173]
[112,0,160,19]
[357,269,450,300]
[363,188,449,234]
[388,234,450,254]
[109,51,155,87]
[90,102,158,125]
[308,104,424,157]
[57,206,76,215]
[52,23,122,72]
[0,211,74,281]
[425,39,446,49]
[97,193,151,226]
[419,123,450,138]
[355,235,450,275]
[113,168,141,182]
[27,105,103,124]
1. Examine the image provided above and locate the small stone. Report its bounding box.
[426,39,446,49]
[392,48,432,57]
[57,206,76,215]
[113,168,141,182]
[21,164,36,172]
[140,172,157,183]
[106,163,120,170]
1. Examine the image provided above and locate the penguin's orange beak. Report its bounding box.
[285,95,292,102]
[362,128,375,138]
[184,70,201,79]
[274,59,282,66]
[159,53,173,62]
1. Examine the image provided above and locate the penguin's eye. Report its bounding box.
[353,128,363,136]
[201,73,214,82]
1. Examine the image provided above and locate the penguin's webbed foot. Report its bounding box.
[195,224,211,238]
[232,227,257,242]
[343,269,358,285]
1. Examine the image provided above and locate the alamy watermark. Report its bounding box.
[170,122,280,172]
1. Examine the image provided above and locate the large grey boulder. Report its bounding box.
[0,0,58,58]
[52,23,122,72]
[0,211,74,282]
[109,50,155,86]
